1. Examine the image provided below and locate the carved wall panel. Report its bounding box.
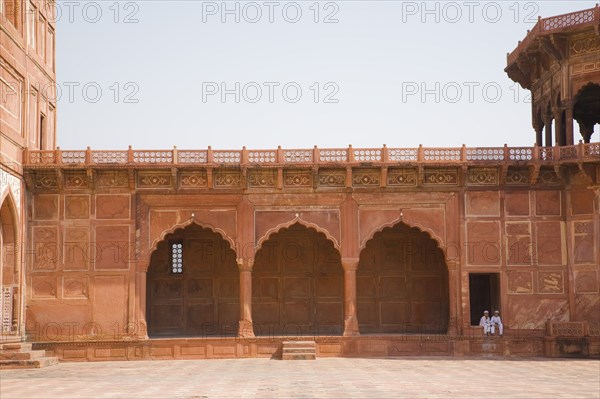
[64,171,90,189]
[64,227,90,271]
[467,167,499,186]
[96,170,129,188]
[505,191,530,216]
[137,172,172,189]
[505,168,529,185]
[64,195,90,219]
[387,168,417,186]
[34,171,58,190]
[31,276,57,299]
[465,221,501,266]
[538,271,564,294]
[505,222,532,265]
[352,169,380,187]
[507,271,533,294]
[535,191,561,216]
[248,169,277,188]
[179,171,208,188]
[94,226,130,270]
[465,191,500,216]
[538,169,560,185]
[318,169,345,187]
[32,226,59,271]
[283,169,312,188]
[423,168,458,185]
[63,277,89,299]
[571,35,600,56]
[96,194,130,219]
[213,170,242,188]
[536,221,565,265]
[33,195,58,220]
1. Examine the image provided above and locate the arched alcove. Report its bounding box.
[252,223,343,336]
[357,222,449,334]
[146,223,239,337]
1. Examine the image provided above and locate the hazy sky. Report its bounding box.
[55,1,599,150]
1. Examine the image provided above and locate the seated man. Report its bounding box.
[479,310,491,336]
[490,310,503,336]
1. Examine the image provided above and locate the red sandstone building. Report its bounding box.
[1,3,599,364]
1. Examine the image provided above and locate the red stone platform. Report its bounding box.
[31,332,599,362]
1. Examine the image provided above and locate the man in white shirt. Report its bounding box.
[490,310,503,336]
[479,310,491,336]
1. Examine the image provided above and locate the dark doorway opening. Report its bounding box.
[469,273,500,326]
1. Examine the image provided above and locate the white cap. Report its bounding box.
[484,310,489,313]
[494,310,499,313]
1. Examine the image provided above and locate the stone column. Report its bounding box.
[565,104,574,146]
[341,258,359,336]
[544,115,553,147]
[446,259,459,336]
[534,125,544,147]
[553,107,563,146]
[237,258,255,338]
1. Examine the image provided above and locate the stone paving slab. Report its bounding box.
[1,357,599,399]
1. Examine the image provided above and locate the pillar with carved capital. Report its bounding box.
[237,258,255,338]
[446,259,459,336]
[544,115,553,147]
[553,107,564,146]
[341,258,360,336]
[534,125,544,147]
[565,104,574,146]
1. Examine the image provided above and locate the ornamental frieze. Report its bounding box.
[423,168,458,185]
[137,172,172,188]
[387,168,417,186]
[179,171,208,188]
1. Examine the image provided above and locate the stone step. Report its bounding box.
[1,343,33,352]
[282,341,316,348]
[0,350,45,361]
[283,347,317,354]
[281,340,316,360]
[282,353,316,360]
[0,357,59,370]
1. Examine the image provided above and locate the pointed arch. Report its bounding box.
[256,216,340,251]
[360,219,445,255]
[357,220,449,334]
[0,190,19,251]
[1,190,20,335]
[573,81,600,102]
[150,219,236,256]
[145,221,239,337]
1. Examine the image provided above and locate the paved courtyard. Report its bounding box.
[1,357,599,398]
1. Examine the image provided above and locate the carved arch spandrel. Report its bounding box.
[255,216,341,251]
[144,219,237,272]
[360,216,446,255]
